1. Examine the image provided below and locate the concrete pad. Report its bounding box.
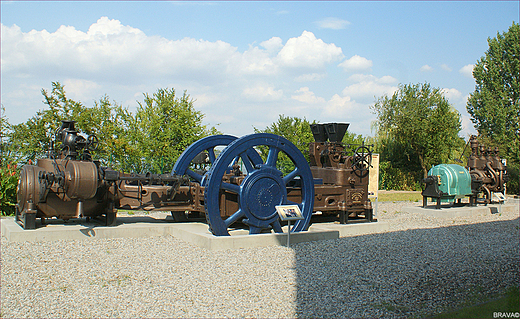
[1,216,174,243]
[402,201,519,218]
[312,221,390,237]
[169,223,339,250]
[1,216,345,250]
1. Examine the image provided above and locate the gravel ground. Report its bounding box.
[1,200,519,318]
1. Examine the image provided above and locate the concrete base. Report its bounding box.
[1,215,388,250]
[403,201,519,218]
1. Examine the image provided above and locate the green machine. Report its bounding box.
[422,164,473,209]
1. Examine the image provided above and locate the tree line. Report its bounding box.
[1,22,518,215]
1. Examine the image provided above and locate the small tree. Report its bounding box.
[371,82,463,179]
[133,88,219,174]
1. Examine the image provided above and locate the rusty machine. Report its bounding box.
[422,135,508,208]
[16,120,374,234]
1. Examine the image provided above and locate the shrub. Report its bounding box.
[1,162,19,216]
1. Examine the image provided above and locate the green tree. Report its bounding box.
[133,88,219,174]
[253,115,316,173]
[371,82,463,179]
[8,82,219,174]
[467,22,519,193]
[8,82,132,166]
[1,105,20,215]
[255,115,316,156]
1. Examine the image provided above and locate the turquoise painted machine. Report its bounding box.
[422,164,472,208]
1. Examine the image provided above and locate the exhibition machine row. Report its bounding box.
[16,120,507,234]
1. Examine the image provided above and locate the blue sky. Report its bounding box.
[1,1,518,139]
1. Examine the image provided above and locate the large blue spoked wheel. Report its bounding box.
[172,135,238,183]
[171,135,236,221]
[171,135,263,222]
[204,133,315,236]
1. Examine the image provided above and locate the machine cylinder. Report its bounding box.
[17,165,45,213]
[64,161,99,200]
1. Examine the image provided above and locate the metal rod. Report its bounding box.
[287,220,291,247]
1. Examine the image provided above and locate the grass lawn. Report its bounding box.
[431,286,519,318]
[374,191,423,202]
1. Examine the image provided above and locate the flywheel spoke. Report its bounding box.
[224,209,245,227]
[283,168,300,185]
[272,219,283,233]
[240,153,255,173]
[208,147,217,163]
[186,169,203,183]
[266,147,280,167]
[221,182,240,194]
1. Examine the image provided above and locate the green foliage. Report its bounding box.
[0,162,19,215]
[371,82,463,181]
[254,115,317,173]
[378,160,422,191]
[467,22,520,194]
[134,88,216,174]
[6,82,219,175]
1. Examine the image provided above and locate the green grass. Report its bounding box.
[374,192,423,202]
[431,286,519,318]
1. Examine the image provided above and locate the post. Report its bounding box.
[287,220,291,247]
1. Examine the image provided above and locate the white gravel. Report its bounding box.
[1,200,519,318]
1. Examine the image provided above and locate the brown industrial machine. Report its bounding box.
[466,135,508,205]
[16,120,375,234]
[307,123,373,223]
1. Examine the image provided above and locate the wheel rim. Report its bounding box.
[171,135,238,183]
[204,133,314,236]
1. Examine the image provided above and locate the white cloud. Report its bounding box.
[441,64,452,72]
[420,64,433,72]
[62,79,102,102]
[291,87,326,104]
[338,55,373,72]
[236,46,278,75]
[294,73,326,82]
[322,94,357,117]
[442,88,462,101]
[315,17,351,30]
[0,16,398,139]
[459,64,474,78]
[242,85,283,101]
[342,74,398,101]
[260,37,283,54]
[276,31,344,69]
[1,17,240,82]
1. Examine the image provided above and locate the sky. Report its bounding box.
[1,1,518,140]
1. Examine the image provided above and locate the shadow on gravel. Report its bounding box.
[293,218,520,318]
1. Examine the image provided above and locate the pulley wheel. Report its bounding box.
[204,133,314,236]
[171,135,262,221]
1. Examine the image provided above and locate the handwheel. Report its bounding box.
[204,133,315,236]
[87,135,99,151]
[351,143,372,177]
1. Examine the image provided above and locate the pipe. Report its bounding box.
[485,162,498,189]
[482,185,491,204]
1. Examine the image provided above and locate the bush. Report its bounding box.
[379,161,422,191]
[1,162,19,216]
[506,163,519,195]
